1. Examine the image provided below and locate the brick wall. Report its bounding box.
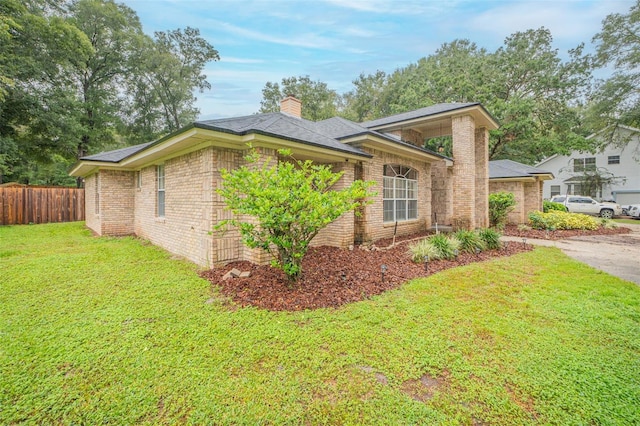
[489,181,525,224]
[359,147,432,242]
[431,161,453,225]
[134,147,217,267]
[100,170,135,235]
[312,161,356,248]
[84,173,100,234]
[523,181,543,217]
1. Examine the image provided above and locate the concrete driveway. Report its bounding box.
[503,223,640,285]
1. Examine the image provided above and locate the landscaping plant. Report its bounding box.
[477,227,502,250]
[528,210,599,230]
[543,200,568,213]
[425,234,461,260]
[407,238,440,263]
[217,148,375,283]
[488,192,516,229]
[453,229,486,254]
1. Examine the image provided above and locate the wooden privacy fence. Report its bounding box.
[0,186,85,225]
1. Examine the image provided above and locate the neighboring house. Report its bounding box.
[488,160,554,224]
[537,125,640,206]
[70,97,499,268]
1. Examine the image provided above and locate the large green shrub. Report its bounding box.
[543,200,568,213]
[489,192,516,229]
[528,210,599,231]
[217,148,375,284]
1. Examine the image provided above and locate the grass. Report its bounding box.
[614,218,640,225]
[1,222,639,424]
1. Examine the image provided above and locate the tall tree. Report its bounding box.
[68,0,145,160]
[126,27,219,143]
[0,0,91,184]
[342,29,592,164]
[259,75,340,121]
[589,1,640,133]
[342,70,388,122]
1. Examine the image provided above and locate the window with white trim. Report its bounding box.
[573,157,596,172]
[157,164,165,217]
[608,155,620,165]
[550,185,560,197]
[383,164,418,222]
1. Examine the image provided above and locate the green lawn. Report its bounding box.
[1,222,639,425]
[615,218,640,225]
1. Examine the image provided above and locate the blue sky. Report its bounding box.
[121,0,634,120]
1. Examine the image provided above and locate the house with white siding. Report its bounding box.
[536,125,640,207]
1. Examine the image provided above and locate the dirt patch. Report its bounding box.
[200,227,630,312]
[400,372,448,402]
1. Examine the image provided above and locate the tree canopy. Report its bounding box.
[588,1,640,133]
[0,0,218,185]
[260,28,597,164]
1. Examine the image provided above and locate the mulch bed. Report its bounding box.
[503,224,631,240]
[201,226,631,312]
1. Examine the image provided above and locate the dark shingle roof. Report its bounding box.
[489,159,552,179]
[195,113,370,157]
[361,103,479,129]
[81,142,154,162]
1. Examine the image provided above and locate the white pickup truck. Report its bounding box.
[550,195,623,219]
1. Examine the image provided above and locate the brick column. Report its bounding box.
[451,114,476,230]
[474,127,489,228]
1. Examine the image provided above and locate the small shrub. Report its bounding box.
[599,218,618,229]
[489,192,516,230]
[517,224,531,232]
[528,210,599,231]
[454,230,486,254]
[428,234,461,260]
[477,228,502,250]
[543,200,568,213]
[408,239,439,263]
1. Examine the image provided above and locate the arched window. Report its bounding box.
[383,164,418,222]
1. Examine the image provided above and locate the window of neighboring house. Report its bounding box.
[569,183,582,195]
[550,185,561,197]
[608,155,620,165]
[573,157,596,172]
[383,164,418,222]
[95,174,99,214]
[157,164,165,217]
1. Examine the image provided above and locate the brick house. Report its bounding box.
[70,98,499,267]
[488,160,554,224]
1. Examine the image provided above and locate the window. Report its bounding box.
[157,164,165,217]
[550,185,560,197]
[608,155,620,165]
[383,164,418,222]
[569,184,582,195]
[573,157,596,172]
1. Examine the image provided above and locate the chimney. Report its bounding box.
[280,95,302,118]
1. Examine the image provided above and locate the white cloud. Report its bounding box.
[205,18,337,49]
